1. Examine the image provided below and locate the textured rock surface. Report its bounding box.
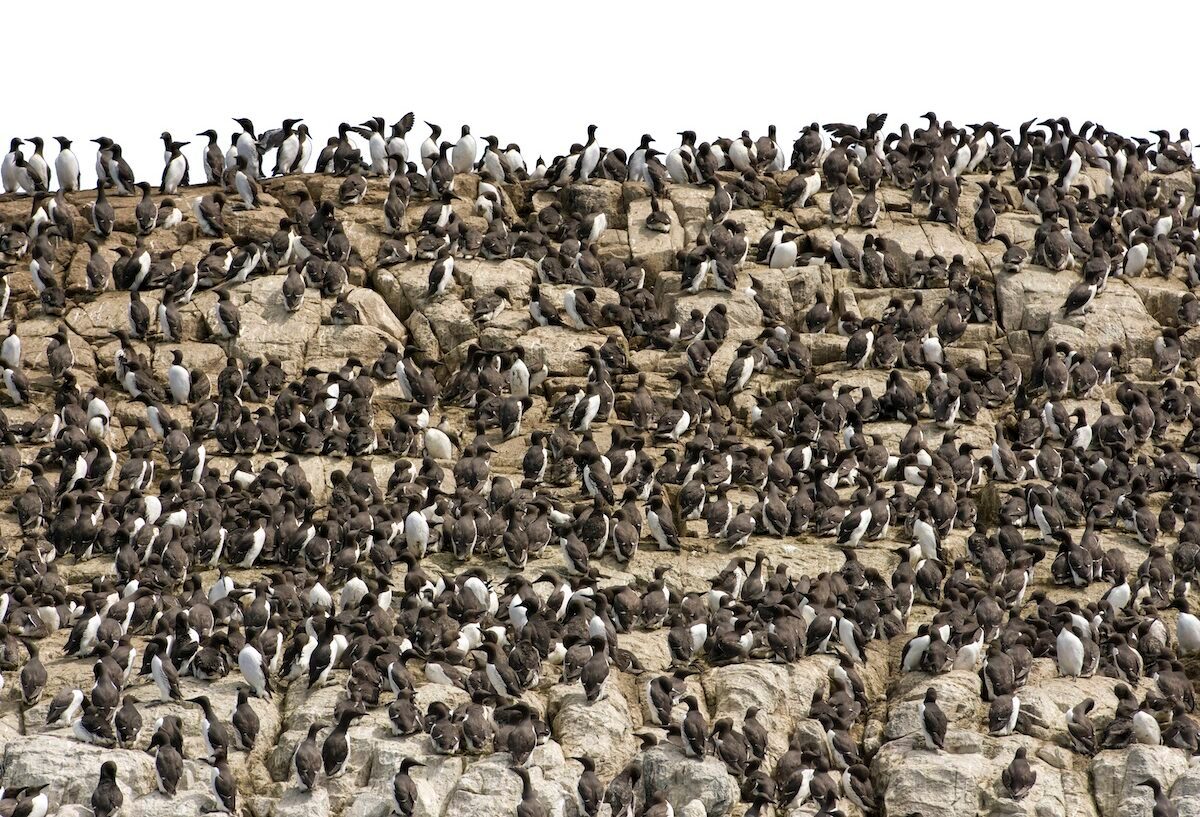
[0,117,1197,817]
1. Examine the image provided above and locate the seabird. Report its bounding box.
[918,687,947,750]
[392,758,425,817]
[90,761,123,817]
[1001,747,1036,800]
[294,723,323,790]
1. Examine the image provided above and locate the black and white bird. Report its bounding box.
[918,687,947,750]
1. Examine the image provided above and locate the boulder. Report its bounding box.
[922,221,989,273]
[65,290,160,342]
[222,201,291,241]
[564,180,626,228]
[403,310,441,361]
[548,685,637,780]
[778,263,834,319]
[671,288,763,331]
[883,671,982,742]
[460,258,535,305]
[345,286,407,340]
[702,659,831,758]
[627,196,684,276]
[419,298,479,352]
[364,738,465,817]
[231,274,323,373]
[305,324,397,372]
[1126,276,1188,326]
[994,268,1073,332]
[667,186,714,229]
[520,325,610,378]
[640,745,738,817]
[1090,745,1191,817]
[0,736,156,808]
[874,738,987,817]
[369,266,419,320]
[1041,280,1161,359]
[271,787,332,817]
[1170,764,1200,817]
[127,790,214,817]
[443,744,580,817]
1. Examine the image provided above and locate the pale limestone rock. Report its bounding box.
[345,286,407,340]
[1090,745,1191,817]
[627,196,684,276]
[522,325,610,377]
[640,745,738,817]
[0,736,156,806]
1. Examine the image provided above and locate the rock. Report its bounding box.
[992,212,1040,248]
[369,267,416,319]
[443,745,579,817]
[1090,745,1191,817]
[627,196,684,276]
[728,210,771,249]
[369,260,445,320]
[341,793,396,817]
[670,288,763,330]
[667,186,713,228]
[461,258,536,305]
[1041,280,1161,359]
[1152,169,1195,204]
[2,134,1197,817]
[922,221,989,273]
[233,274,323,374]
[702,659,831,758]
[779,263,834,318]
[441,754,523,817]
[150,341,225,384]
[564,181,626,228]
[420,298,479,352]
[994,268,1074,332]
[744,265,795,323]
[994,269,1161,358]
[65,290,160,342]
[548,685,636,780]
[1015,671,1134,747]
[1170,764,1200,817]
[874,738,988,817]
[271,787,332,817]
[222,201,291,240]
[1,736,156,808]
[852,286,950,322]
[975,740,1080,817]
[364,739,464,817]
[1127,276,1188,326]
[640,746,738,817]
[884,671,981,742]
[540,284,620,322]
[520,325,610,377]
[402,308,441,360]
[125,791,214,817]
[595,228,630,262]
[339,208,385,271]
[345,286,407,340]
[703,660,796,723]
[305,324,397,372]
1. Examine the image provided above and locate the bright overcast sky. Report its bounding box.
[7,1,1197,188]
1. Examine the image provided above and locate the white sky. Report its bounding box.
[7,1,1197,188]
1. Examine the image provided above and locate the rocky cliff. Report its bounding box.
[0,124,1197,817]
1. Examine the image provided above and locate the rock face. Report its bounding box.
[0,117,1197,817]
